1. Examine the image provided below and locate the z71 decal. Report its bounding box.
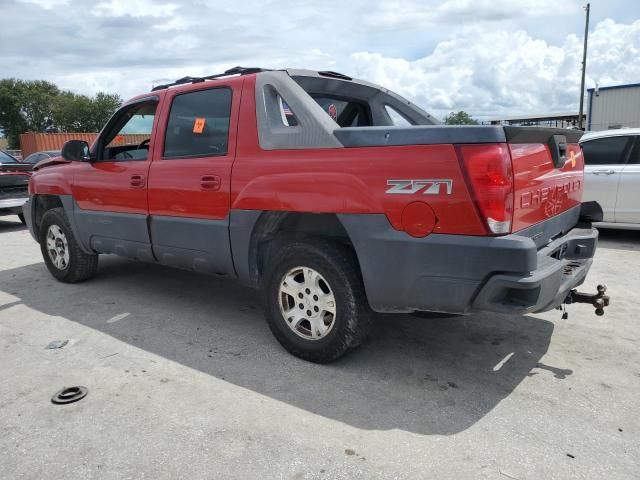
[386,179,453,195]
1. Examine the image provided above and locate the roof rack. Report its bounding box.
[317,70,352,81]
[151,66,267,91]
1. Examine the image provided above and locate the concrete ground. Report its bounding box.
[0,215,638,480]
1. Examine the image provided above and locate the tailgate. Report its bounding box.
[505,127,584,238]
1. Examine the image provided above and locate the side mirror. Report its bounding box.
[61,140,91,162]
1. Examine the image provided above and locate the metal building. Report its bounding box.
[587,83,640,131]
[486,112,579,128]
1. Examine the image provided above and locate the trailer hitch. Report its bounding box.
[563,284,610,317]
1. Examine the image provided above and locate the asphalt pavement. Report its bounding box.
[0,215,638,479]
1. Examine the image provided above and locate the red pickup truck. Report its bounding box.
[23,67,608,362]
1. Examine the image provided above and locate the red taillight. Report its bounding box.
[457,144,514,235]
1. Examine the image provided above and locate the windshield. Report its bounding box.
[0,151,18,163]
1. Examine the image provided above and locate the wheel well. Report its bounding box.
[249,212,358,287]
[32,195,63,239]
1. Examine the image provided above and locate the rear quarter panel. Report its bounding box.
[232,76,486,235]
[232,144,485,234]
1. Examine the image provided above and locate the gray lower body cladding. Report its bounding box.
[149,215,235,275]
[26,195,598,315]
[74,207,154,262]
[338,211,597,314]
[27,195,235,276]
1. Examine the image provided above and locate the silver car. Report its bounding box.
[21,150,61,165]
[580,128,640,229]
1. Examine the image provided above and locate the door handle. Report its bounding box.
[130,174,145,187]
[200,175,221,191]
[592,169,616,175]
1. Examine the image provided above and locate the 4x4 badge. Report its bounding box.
[386,179,453,195]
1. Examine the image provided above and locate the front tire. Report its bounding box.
[262,239,372,363]
[39,207,98,283]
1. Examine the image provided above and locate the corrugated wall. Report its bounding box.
[588,85,640,131]
[19,133,150,157]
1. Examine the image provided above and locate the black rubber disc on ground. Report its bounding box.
[51,386,88,405]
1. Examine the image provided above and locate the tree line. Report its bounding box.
[0,79,122,149]
[443,111,479,125]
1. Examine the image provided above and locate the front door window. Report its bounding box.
[98,101,157,161]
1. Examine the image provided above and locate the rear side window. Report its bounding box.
[278,95,299,126]
[164,88,232,158]
[581,136,631,165]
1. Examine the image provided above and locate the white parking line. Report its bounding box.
[493,352,514,371]
[106,312,131,324]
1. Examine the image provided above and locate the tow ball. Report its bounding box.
[562,284,610,318]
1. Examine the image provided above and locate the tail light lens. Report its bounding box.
[457,144,514,235]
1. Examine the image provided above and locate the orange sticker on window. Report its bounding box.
[193,117,206,134]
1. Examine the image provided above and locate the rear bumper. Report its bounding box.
[338,210,597,315]
[0,196,28,219]
[471,228,596,314]
[0,196,28,211]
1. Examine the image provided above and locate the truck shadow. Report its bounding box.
[597,228,640,252]
[0,255,561,436]
[0,217,27,232]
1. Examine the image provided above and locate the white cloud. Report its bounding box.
[92,0,178,18]
[585,18,640,88]
[153,16,191,31]
[349,18,640,119]
[364,0,580,29]
[17,0,69,9]
[3,0,640,121]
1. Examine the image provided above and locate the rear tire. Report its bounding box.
[39,207,98,283]
[262,238,372,363]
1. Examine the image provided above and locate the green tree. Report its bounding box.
[0,78,121,149]
[443,111,479,125]
[0,79,60,148]
[52,91,121,133]
[89,92,122,131]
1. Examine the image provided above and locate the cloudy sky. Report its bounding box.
[2,0,640,120]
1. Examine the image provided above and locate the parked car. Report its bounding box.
[23,67,608,362]
[0,150,30,224]
[580,129,640,229]
[22,150,61,165]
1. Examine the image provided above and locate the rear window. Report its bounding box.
[0,151,18,163]
[582,136,632,165]
[23,153,42,164]
[164,87,232,158]
[311,95,371,127]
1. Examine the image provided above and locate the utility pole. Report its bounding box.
[578,3,590,130]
